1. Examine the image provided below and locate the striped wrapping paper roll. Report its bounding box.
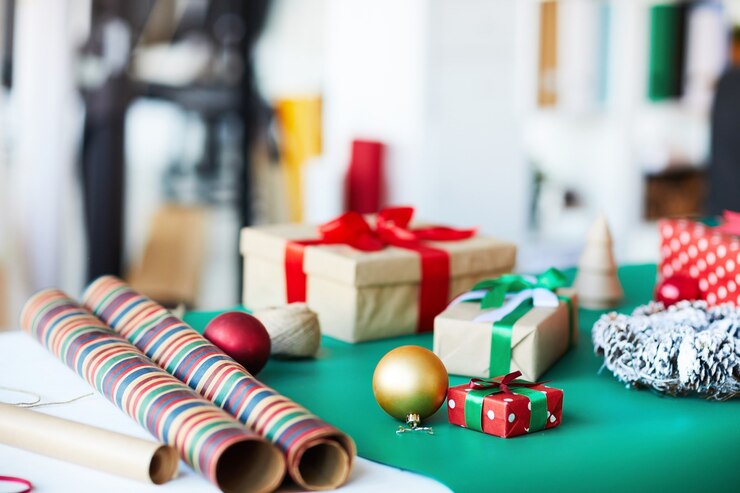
[83,276,355,491]
[20,290,285,493]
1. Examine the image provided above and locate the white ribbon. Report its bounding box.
[450,286,560,323]
[449,289,489,305]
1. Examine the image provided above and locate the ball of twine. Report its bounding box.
[592,300,739,400]
[253,303,321,358]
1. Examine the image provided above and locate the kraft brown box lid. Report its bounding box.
[240,222,516,288]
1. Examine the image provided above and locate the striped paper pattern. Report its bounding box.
[20,289,275,489]
[83,276,354,489]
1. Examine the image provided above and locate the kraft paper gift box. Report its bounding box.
[433,277,577,381]
[240,208,517,343]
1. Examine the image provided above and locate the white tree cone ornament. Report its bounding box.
[253,303,321,358]
[574,214,624,309]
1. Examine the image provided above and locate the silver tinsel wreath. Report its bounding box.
[592,300,740,400]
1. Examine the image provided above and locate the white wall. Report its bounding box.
[320,0,528,242]
[323,0,429,211]
[420,0,528,241]
[10,0,86,305]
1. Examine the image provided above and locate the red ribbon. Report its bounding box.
[0,476,33,493]
[284,206,476,332]
[468,370,549,394]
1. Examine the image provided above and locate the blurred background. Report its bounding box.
[0,0,737,329]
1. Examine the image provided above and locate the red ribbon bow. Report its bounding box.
[468,371,549,394]
[715,210,740,236]
[318,206,476,250]
[285,206,476,332]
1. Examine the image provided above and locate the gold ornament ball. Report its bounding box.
[372,345,448,425]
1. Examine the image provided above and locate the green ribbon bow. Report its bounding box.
[457,268,573,377]
[463,371,549,434]
[471,267,568,309]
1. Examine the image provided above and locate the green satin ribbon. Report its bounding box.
[488,294,575,377]
[464,381,549,433]
[489,299,533,377]
[472,267,568,309]
[468,267,573,377]
[558,295,575,347]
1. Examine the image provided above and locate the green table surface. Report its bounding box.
[184,265,739,493]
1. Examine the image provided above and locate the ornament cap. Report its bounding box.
[406,413,421,429]
[396,414,434,435]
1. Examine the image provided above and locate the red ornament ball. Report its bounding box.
[204,312,271,375]
[655,274,700,307]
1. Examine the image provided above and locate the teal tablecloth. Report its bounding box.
[184,265,739,493]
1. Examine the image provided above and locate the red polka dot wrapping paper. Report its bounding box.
[658,219,740,306]
[447,383,562,438]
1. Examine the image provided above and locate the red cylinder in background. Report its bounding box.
[345,139,386,214]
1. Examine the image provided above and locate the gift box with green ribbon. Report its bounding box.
[447,371,563,438]
[433,268,578,381]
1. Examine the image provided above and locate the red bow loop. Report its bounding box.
[374,206,477,246]
[318,211,385,251]
[376,206,415,229]
[411,225,478,242]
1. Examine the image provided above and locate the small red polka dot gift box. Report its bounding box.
[447,371,563,438]
[658,214,740,306]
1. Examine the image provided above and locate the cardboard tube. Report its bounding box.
[84,276,356,490]
[291,437,353,490]
[20,290,286,493]
[0,404,178,484]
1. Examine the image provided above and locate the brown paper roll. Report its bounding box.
[0,403,179,484]
[293,437,353,490]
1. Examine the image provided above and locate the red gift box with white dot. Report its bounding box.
[446,383,563,438]
[658,219,740,306]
